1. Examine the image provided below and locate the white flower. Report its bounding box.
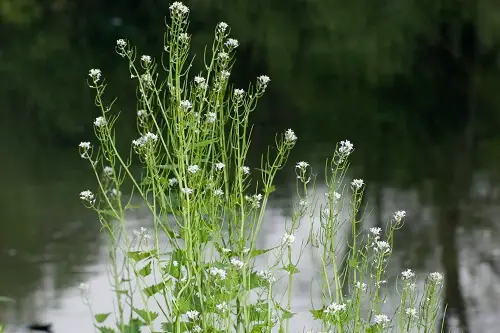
[137,109,147,118]
[230,258,244,269]
[209,267,226,280]
[216,302,229,313]
[369,227,382,236]
[355,281,367,291]
[185,310,199,320]
[215,162,225,170]
[225,38,239,48]
[140,73,153,87]
[245,193,262,208]
[373,314,390,326]
[89,69,102,81]
[393,210,406,222]
[338,140,354,156]
[213,189,224,196]
[217,22,229,33]
[79,142,91,150]
[296,161,309,170]
[284,129,297,143]
[103,166,113,176]
[404,282,416,292]
[109,188,121,197]
[79,283,89,291]
[116,39,126,47]
[220,70,230,79]
[257,75,270,87]
[405,308,418,319]
[221,248,231,253]
[172,260,179,267]
[242,247,250,254]
[179,33,190,42]
[324,302,346,315]
[132,132,158,147]
[219,52,229,61]
[192,325,202,333]
[94,116,107,127]
[234,89,245,98]
[180,100,192,110]
[133,227,150,239]
[168,178,178,186]
[281,233,295,247]
[299,200,308,207]
[257,270,275,283]
[169,2,189,15]
[79,190,95,204]
[207,112,217,123]
[351,179,364,190]
[187,165,200,174]
[141,55,151,64]
[429,272,443,283]
[181,187,193,195]
[374,241,391,254]
[401,268,415,280]
[194,76,205,84]
[240,166,250,175]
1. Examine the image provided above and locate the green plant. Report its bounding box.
[78,2,445,332]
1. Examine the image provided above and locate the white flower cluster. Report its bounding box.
[257,270,275,283]
[401,268,415,280]
[94,116,107,127]
[351,179,364,190]
[89,68,101,81]
[194,76,207,90]
[429,272,443,283]
[374,240,391,254]
[79,142,91,159]
[257,75,270,90]
[216,302,229,313]
[284,129,297,143]
[185,310,199,320]
[141,55,151,64]
[133,227,151,240]
[116,39,127,48]
[240,166,250,175]
[234,88,245,99]
[180,100,192,110]
[187,164,200,174]
[225,38,239,48]
[296,161,309,170]
[132,132,158,147]
[206,112,216,123]
[209,267,227,280]
[394,210,406,223]
[230,258,244,269]
[281,233,295,247]
[245,193,262,208]
[169,2,189,15]
[324,302,346,315]
[355,281,367,291]
[79,190,95,204]
[372,314,390,326]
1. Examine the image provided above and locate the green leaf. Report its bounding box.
[143,281,172,298]
[281,310,296,320]
[94,313,111,324]
[251,324,266,333]
[310,308,325,320]
[265,185,276,194]
[161,322,192,332]
[127,250,157,262]
[122,318,144,333]
[96,326,116,333]
[133,308,159,325]
[138,262,152,277]
[282,264,300,275]
[250,248,271,258]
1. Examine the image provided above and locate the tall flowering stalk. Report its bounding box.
[78,2,446,333]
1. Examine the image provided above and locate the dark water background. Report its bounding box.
[1,1,500,332]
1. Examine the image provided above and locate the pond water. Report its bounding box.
[1,143,500,333]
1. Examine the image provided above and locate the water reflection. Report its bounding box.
[1,145,499,333]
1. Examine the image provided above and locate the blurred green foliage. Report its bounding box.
[2,0,500,186]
